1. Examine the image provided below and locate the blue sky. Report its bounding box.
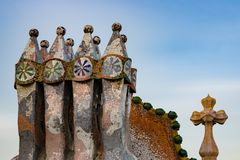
[1,0,240,159]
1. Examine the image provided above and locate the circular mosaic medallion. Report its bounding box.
[73,57,92,79]
[102,56,123,78]
[124,59,132,81]
[44,59,65,82]
[16,61,36,83]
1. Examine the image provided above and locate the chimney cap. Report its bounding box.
[66,38,74,46]
[112,23,122,32]
[40,40,49,48]
[121,34,127,43]
[93,36,101,45]
[56,26,66,36]
[29,28,39,37]
[84,25,94,34]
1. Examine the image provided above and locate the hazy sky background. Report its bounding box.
[1,0,240,159]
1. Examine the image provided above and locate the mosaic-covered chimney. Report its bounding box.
[14,23,137,160]
[72,25,99,159]
[16,28,45,160]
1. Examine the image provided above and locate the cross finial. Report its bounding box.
[190,95,228,160]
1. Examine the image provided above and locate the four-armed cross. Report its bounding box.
[191,95,228,160]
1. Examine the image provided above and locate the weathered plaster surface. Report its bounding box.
[17,83,45,160]
[46,36,69,62]
[73,81,95,160]
[17,80,36,102]
[75,33,98,60]
[17,84,35,120]
[44,83,65,160]
[18,131,35,160]
[101,79,128,159]
[103,34,128,57]
[17,83,37,160]
[21,37,43,63]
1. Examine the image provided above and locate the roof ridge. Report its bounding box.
[132,96,197,160]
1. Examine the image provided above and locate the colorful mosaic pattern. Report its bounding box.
[16,61,36,83]
[102,56,123,78]
[44,59,65,82]
[15,56,131,85]
[124,59,132,81]
[73,57,92,80]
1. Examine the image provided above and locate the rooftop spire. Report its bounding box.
[121,34,128,52]
[65,38,74,61]
[93,36,101,60]
[47,26,69,61]
[75,25,99,60]
[121,34,127,43]
[21,28,43,63]
[40,40,49,61]
[103,23,128,58]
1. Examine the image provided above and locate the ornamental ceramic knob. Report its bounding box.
[65,38,74,47]
[84,25,94,34]
[40,40,49,48]
[93,36,101,45]
[56,26,66,36]
[121,34,127,43]
[112,22,122,32]
[29,28,39,37]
